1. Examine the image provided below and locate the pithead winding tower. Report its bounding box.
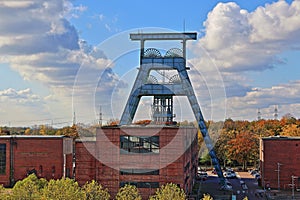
[120,32,225,186]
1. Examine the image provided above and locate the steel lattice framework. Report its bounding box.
[120,32,226,187]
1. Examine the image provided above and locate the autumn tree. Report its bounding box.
[56,125,78,137]
[214,128,236,168]
[24,128,31,135]
[82,180,110,200]
[115,184,141,200]
[149,183,186,200]
[281,124,300,136]
[226,131,258,170]
[106,119,120,126]
[134,120,152,125]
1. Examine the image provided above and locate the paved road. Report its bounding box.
[198,171,264,200]
[198,171,300,200]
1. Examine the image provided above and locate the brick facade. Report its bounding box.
[0,127,198,199]
[75,138,96,185]
[260,136,300,190]
[75,126,198,199]
[0,135,73,187]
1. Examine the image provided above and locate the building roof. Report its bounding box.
[0,135,67,139]
[101,125,196,129]
[262,136,300,140]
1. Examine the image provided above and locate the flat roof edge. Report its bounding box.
[0,135,68,139]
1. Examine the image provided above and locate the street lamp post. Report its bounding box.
[292,175,298,199]
[275,163,282,191]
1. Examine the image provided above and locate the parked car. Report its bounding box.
[249,169,258,176]
[197,171,208,181]
[223,169,237,178]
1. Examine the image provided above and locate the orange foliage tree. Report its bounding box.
[226,131,259,170]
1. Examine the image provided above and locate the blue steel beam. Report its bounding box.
[119,33,226,188]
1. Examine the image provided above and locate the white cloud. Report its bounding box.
[0,1,34,8]
[0,88,52,126]
[226,80,300,119]
[194,1,300,72]
[190,1,300,120]
[0,88,40,104]
[0,0,120,126]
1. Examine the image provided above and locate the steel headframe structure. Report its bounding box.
[119,32,226,187]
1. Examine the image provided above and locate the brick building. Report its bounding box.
[260,136,300,190]
[0,135,73,187]
[75,125,198,199]
[0,127,198,199]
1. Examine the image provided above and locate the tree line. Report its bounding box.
[199,115,300,170]
[0,174,187,200]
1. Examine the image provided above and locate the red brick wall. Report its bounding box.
[13,138,63,181]
[75,141,96,185]
[94,126,198,199]
[261,138,300,189]
[0,136,73,187]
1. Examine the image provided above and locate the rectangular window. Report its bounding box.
[0,144,6,174]
[119,181,159,188]
[120,169,159,175]
[120,136,159,154]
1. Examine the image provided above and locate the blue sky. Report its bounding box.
[0,0,300,127]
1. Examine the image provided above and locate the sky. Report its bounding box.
[0,0,300,127]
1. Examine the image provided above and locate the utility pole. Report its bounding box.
[99,105,102,127]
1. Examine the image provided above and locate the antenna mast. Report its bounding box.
[73,111,76,125]
[257,108,262,120]
[274,105,278,120]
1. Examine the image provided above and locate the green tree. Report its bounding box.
[0,184,10,199]
[11,174,47,199]
[42,178,84,200]
[82,180,110,200]
[149,183,186,200]
[115,184,141,200]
